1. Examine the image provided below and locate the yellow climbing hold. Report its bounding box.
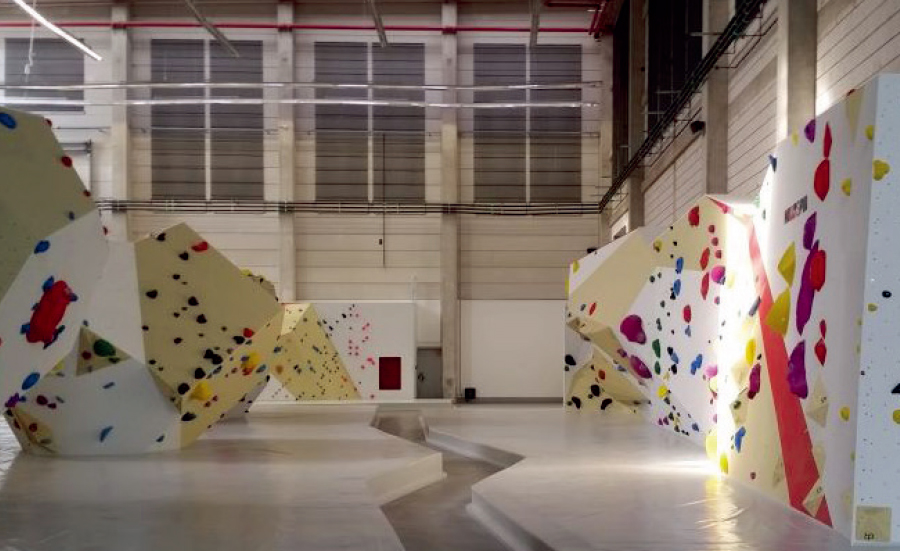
[868,303,879,312]
[874,159,891,181]
[653,239,662,252]
[745,339,756,365]
[893,409,900,424]
[190,380,213,401]
[242,351,262,374]
[657,385,669,398]
[840,406,850,421]
[766,289,792,336]
[778,243,796,286]
[705,430,717,460]
[572,259,580,273]
[791,132,799,146]
[720,453,729,474]
[841,178,852,196]
[866,125,875,140]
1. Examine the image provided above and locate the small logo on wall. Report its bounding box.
[784,195,808,224]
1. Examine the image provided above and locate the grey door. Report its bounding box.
[416,347,443,399]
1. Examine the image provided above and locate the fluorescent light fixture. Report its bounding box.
[11,0,102,61]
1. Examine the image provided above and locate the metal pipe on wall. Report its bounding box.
[0,20,592,32]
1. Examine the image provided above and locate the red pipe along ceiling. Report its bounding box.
[0,21,592,32]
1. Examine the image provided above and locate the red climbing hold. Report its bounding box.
[701,272,710,300]
[814,159,830,201]
[61,156,73,168]
[242,328,255,338]
[824,123,833,158]
[809,250,827,291]
[820,319,827,337]
[815,338,827,365]
[598,369,606,380]
[683,305,692,323]
[688,206,700,227]
[699,248,710,270]
[26,279,76,348]
[588,302,597,316]
[191,241,210,252]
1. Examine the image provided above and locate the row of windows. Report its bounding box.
[4,38,585,203]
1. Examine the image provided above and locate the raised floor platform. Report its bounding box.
[0,404,444,551]
[423,405,864,551]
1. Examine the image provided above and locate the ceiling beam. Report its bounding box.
[182,0,240,58]
[530,0,541,47]
[364,0,389,47]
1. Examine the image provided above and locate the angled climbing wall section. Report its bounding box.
[0,107,108,407]
[566,74,900,545]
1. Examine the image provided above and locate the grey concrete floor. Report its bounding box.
[377,409,507,551]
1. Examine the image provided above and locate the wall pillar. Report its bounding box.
[277,1,297,302]
[626,0,646,230]
[107,1,130,240]
[440,0,461,400]
[776,0,817,139]
[703,0,729,194]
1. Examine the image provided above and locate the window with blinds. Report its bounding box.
[150,39,263,200]
[313,42,425,202]
[473,43,582,204]
[4,38,84,112]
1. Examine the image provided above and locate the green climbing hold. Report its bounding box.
[93,339,116,358]
[652,339,661,358]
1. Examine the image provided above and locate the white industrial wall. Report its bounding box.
[0,1,603,399]
[643,137,705,235]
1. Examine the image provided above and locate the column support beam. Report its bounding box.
[277,1,297,302]
[626,0,646,230]
[776,0,817,140]
[107,1,130,240]
[440,0,461,400]
[703,0,729,194]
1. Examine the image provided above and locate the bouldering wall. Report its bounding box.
[566,74,900,544]
[0,107,108,407]
[5,227,283,455]
[258,301,416,401]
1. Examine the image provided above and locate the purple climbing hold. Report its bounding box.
[629,355,652,379]
[748,364,761,399]
[803,213,817,251]
[787,341,808,399]
[620,314,647,344]
[796,241,819,334]
[804,119,816,143]
[704,364,719,378]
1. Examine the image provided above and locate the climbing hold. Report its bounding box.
[893,409,900,424]
[572,259,580,273]
[748,364,761,399]
[809,250,827,291]
[868,303,878,312]
[734,426,746,452]
[99,426,113,442]
[688,206,700,227]
[620,315,647,344]
[0,112,17,129]
[705,430,717,460]
[92,339,116,358]
[803,213,817,251]
[841,178,852,196]
[675,257,684,274]
[720,453,729,474]
[34,240,50,254]
[766,289,791,336]
[629,355,652,379]
[778,243,796,285]
[840,406,850,421]
[804,119,816,142]
[710,265,726,285]
[22,372,40,391]
[683,305,692,323]
[690,354,703,375]
[745,339,756,365]
[866,125,875,140]
[652,339,661,358]
[657,385,669,398]
[700,247,710,270]
[191,241,210,252]
[815,338,827,365]
[787,341,808,399]
[874,159,891,181]
[814,159,830,201]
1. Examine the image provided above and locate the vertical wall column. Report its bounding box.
[277,1,297,302]
[598,35,614,245]
[626,0,647,229]
[776,0,817,139]
[703,0,729,194]
[108,1,130,240]
[440,0,461,399]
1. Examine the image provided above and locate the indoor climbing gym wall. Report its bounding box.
[258,301,416,402]
[566,74,900,545]
[0,108,108,408]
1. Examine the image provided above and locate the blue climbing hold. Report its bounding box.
[734,426,747,452]
[673,279,682,297]
[690,354,703,375]
[22,372,40,391]
[99,426,113,442]
[0,112,16,129]
[675,257,684,274]
[34,240,50,254]
[102,382,116,390]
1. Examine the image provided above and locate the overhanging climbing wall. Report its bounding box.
[566,74,900,544]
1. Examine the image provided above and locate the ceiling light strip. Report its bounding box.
[11,0,102,61]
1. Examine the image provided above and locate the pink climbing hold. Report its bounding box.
[620,314,646,344]
[710,265,726,285]
[688,206,700,227]
[629,355,652,379]
[705,364,718,378]
[748,363,761,399]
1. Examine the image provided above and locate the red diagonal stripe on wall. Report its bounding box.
[748,228,832,526]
